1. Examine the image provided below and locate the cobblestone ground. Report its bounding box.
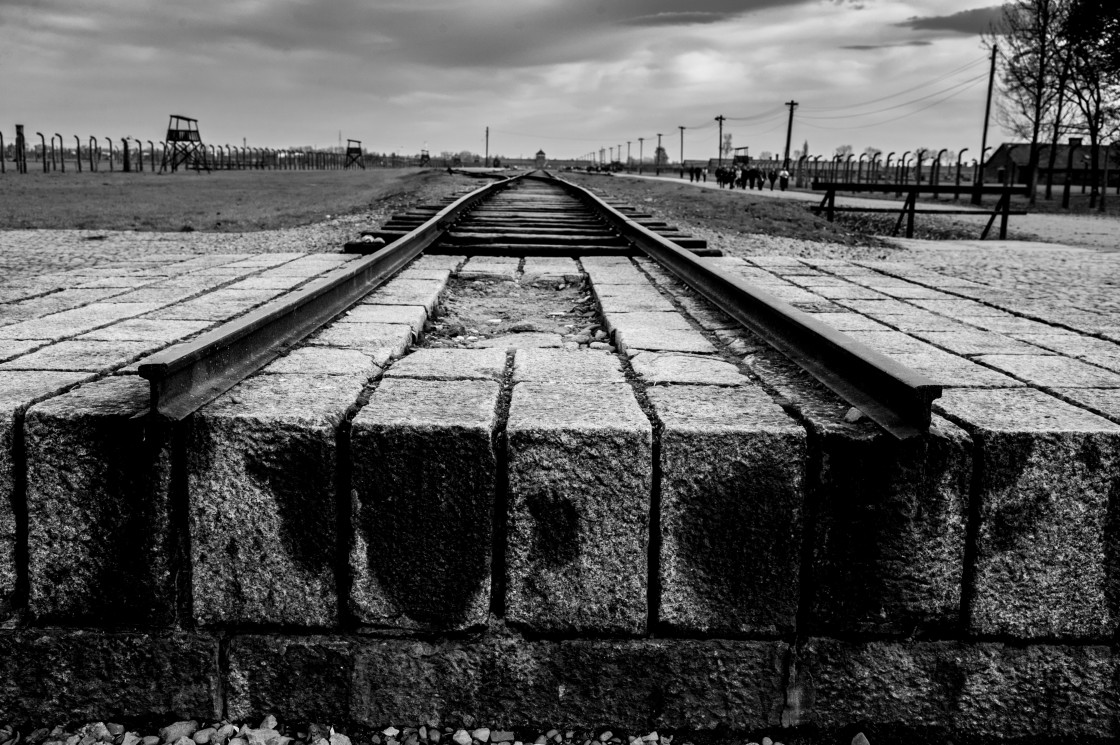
[0,213,371,281]
[888,237,1120,334]
[3,215,1119,335]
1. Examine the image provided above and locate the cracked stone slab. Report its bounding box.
[262,346,388,376]
[307,322,414,357]
[630,351,747,386]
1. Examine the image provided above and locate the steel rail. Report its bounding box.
[544,174,942,440]
[139,174,522,419]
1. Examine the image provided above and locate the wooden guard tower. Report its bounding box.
[159,115,211,173]
[344,139,365,169]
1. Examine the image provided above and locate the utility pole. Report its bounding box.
[638,137,644,174]
[485,126,489,166]
[782,100,799,169]
[715,115,726,167]
[627,141,631,171]
[656,133,663,175]
[679,125,685,178]
[973,44,998,205]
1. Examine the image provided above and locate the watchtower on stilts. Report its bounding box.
[344,139,365,169]
[159,115,211,173]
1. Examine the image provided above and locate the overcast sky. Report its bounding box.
[0,0,1010,161]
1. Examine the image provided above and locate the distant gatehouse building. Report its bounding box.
[534,149,546,168]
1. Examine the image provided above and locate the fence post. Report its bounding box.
[121,138,131,172]
[1000,186,1011,238]
[15,125,27,174]
[73,135,81,173]
[0,132,4,174]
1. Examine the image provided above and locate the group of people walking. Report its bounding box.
[710,164,790,191]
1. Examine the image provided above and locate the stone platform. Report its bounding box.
[2,244,1120,742]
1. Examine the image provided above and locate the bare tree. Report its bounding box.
[988,0,1072,203]
[835,144,853,157]
[1065,0,1120,208]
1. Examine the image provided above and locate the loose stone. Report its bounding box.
[469,731,489,744]
[160,725,198,745]
[452,733,471,745]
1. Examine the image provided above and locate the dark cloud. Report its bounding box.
[626,11,738,26]
[613,0,816,26]
[842,40,935,50]
[896,5,1005,35]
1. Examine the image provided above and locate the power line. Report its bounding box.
[799,72,989,120]
[798,55,989,113]
[798,76,987,131]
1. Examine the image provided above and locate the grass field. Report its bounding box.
[0,168,443,232]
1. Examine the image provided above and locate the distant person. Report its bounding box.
[768,169,778,190]
[779,168,790,191]
[701,167,707,182]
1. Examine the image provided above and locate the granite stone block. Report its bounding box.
[649,385,806,634]
[349,378,500,630]
[798,639,1118,741]
[512,348,625,383]
[24,377,177,624]
[0,371,90,620]
[936,388,1120,637]
[506,383,652,633]
[189,373,370,627]
[0,630,220,725]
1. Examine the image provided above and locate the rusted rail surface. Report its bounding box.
[141,169,940,438]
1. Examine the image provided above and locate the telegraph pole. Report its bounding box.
[656,133,663,175]
[638,137,644,174]
[973,44,998,205]
[485,126,489,166]
[627,141,631,171]
[782,100,799,169]
[715,115,726,167]
[679,125,685,178]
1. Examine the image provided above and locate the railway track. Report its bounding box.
[140,171,941,438]
[7,170,1118,738]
